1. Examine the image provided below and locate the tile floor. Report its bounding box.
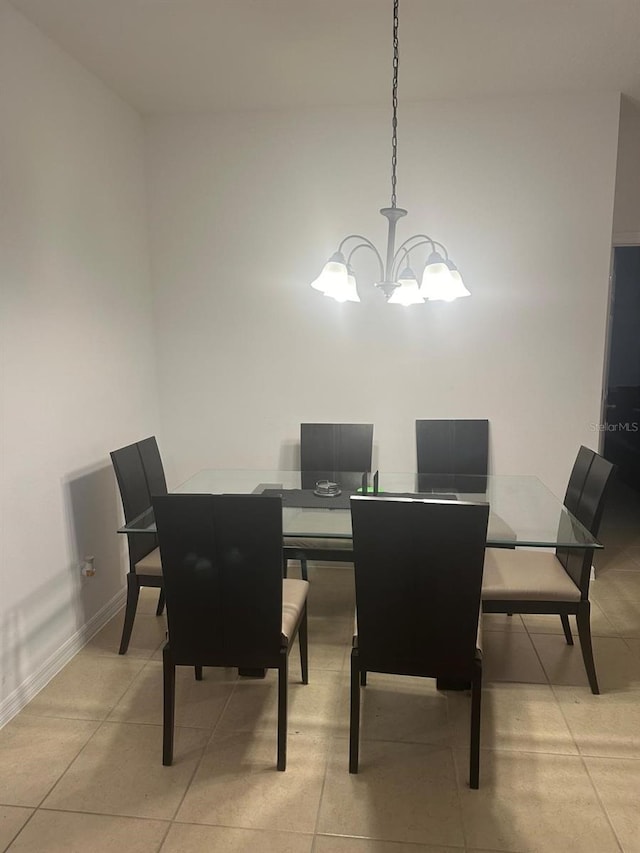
[1,482,639,852]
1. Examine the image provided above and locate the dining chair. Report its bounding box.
[153,493,309,770]
[300,422,374,489]
[349,495,489,789]
[110,440,164,654]
[416,419,489,491]
[284,422,374,580]
[482,447,615,694]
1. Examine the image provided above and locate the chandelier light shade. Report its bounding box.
[310,0,470,307]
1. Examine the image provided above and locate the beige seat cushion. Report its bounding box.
[284,537,353,551]
[281,578,309,643]
[482,548,580,601]
[134,547,162,576]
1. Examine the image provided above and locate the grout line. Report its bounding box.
[24,806,172,823]
[164,673,240,824]
[578,755,625,852]
[306,652,336,851]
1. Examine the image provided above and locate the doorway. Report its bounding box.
[602,246,640,491]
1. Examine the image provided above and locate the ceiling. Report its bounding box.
[9,0,640,114]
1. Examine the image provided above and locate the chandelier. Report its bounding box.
[310,0,470,306]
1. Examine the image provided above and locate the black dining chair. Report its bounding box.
[349,495,489,789]
[284,423,374,580]
[416,419,489,491]
[153,493,309,770]
[299,422,374,490]
[111,440,165,654]
[482,447,615,694]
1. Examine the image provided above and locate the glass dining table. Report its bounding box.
[119,468,602,552]
[119,468,601,682]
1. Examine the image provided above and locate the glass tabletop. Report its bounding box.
[118,469,602,550]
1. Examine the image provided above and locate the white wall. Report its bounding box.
[147,93,620,498]
[0,2,158,717]
[613,96,640,243]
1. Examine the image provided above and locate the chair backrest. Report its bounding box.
[300,423,373,490]
[138,436,168,498]
[563,445,595,513]
[415,419,489,491]
[557,449,616,592]
[350,496,489,680]
[110,441,150,522]
[110,441,157,565]
[572,452,615,536]
[153,493,284,668]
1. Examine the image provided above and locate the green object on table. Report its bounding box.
[356,486,384,493]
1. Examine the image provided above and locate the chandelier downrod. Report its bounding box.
[379,206,406,297]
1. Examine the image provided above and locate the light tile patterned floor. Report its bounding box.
[1,482,639,852]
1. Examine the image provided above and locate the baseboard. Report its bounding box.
[0,587,126,729]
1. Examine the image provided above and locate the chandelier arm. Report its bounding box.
[391,236,434,278]
[346,243,385,281]
[430,240,450,259]
[338,233,377,254]
[338,234,385,277]
[391,235,452,276]
[394,234,436,257]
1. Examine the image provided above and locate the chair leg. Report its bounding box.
[156,588,165,616]
[162,645,176,766]
[194,666,203,681]
[277,650,288,771]
[560,613,574,645]
[360,670,367,686]
[349,648,361,773]
[298,605,309,684]
[576,602,600,695]
[469,660,482,789]
[119,573,140,655]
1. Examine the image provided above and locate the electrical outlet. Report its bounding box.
[81,556,96,577]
